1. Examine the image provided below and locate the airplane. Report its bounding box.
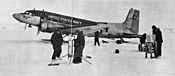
[13,8,141,43]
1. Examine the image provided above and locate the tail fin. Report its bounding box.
[123,8,140,34]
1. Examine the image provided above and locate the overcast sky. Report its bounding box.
[0,0,174,33]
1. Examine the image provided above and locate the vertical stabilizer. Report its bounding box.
[123,8,140,34]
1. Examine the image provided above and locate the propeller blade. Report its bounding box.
[24,24,27,30]
[37,27,40,35]
[37,24,41,35]
[37,17,42,35]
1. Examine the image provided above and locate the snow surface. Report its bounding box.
[0,28,175,76]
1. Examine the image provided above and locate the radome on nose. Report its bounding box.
[12,13,23,22]
[13,13,19,19]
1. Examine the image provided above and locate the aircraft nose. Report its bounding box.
[12,13,21,21]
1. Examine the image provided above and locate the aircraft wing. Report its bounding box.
[121,33,142,38]
[98,33,142,38]
[86,32,141,38]
[60,23,108,35]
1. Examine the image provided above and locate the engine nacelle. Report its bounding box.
[40,21,54,32]
[40,21,62,33]
[40,21,48,31]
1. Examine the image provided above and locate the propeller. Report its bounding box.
[37,23,41,35]
[37,17,42,35]
[37,26,40,35]
[35,9,45,35]
[24,24,27,30]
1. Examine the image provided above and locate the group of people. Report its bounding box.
[50,24,163,64]
[50,29,100,64]
[50,30,85,64]
[140,25,163,58]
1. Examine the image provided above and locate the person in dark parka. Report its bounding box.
[152,25,163,58]
[73,30,85,64]
[140,33,147,44]
[139,33,147,51]
[51,30,63,61]
[94,31,100,46]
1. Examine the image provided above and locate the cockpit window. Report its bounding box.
[24,12,29,14]
[24,12,33,16]
[22,15,30,19]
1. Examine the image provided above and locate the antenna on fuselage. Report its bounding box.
[31,8,35,16]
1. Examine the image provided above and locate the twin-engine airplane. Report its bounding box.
[13,8,140,43]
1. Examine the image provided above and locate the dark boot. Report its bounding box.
[73,57,79,64]
[73,57,82,64]
[77,57,82,63]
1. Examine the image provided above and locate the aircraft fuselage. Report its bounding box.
[12,8,141,39]
[25,10,97,26]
